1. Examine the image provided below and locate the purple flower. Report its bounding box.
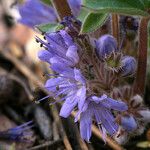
[18,0,56,28]
[121,115,137,132]
[0,121,34,142]
[18,0,81,28]
[96,34,118,61]
[120,56,137,77]
[44,68,86,117]
[38,30,79,67]
[79,95,128,142]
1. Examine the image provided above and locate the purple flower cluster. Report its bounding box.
[35,17,138,142]
[96,34,137,76]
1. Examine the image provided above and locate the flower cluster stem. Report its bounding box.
[133,17,150,96]
[51,0,72,21]
[111,14,120,45]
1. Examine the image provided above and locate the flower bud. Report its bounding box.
[135,126,145,136]
[114,128,128,145]
[138,109,150,122]
[120,56,137,77]
[121,115,137,132]
[130,95,143,108]
[96,34,118,61]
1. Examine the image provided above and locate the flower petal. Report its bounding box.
[74,68,85,84]
[51,63,72,74]
[45,77,63,91]
[80,110,92,142]
[103,97,128,111]
[98,108,118,135]
[18,0,56,28]
[46,32,67,53]
[50,56,73,66]
[77,86,86,110]
[59,97,78,118]
[92,94,107,104]
[66,45,79,64]
[59,30,74,46]
[38,50,52,62]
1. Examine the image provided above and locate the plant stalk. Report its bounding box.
[51,0,72,21]
[133,17,150,96]
[111,14,120,45]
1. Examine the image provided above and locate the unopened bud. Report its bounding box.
[121,115,137,132]
[120,56,137,77]
[96,34,118,61]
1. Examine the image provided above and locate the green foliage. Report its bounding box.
[77,8,89,22]
[35,23,63,33]
[83,0,149,16]
[80,12,108,33]
[139,0,150,8]
[41,0,51,5]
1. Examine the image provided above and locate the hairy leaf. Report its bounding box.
[83,0,149,16]
[77,8,89,22]
[41,0,51,5]
[80,12,108,33]
[35,23,60,33]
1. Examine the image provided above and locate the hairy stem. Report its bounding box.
[51,0,72,21]
[133,17,150,96]
[111,14,120,45]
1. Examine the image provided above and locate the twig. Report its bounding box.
[133,17,150,96]
[51,0,72,21]
[27,139,62,150]
[61,116,89,150]
[52,122,60,140]
[0,50,43,88]
[0,51,124,150]
[51,105,73,150]
[92,126,124,150]
[112,14,120,44]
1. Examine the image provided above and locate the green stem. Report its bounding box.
[51,0,72,21]
[133,17,150,96]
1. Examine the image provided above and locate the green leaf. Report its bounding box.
[35,23,62,33]
[41,0,51,5]
[80,12,108,33]
[139,0,150,8]
[77,8,89,22]
[83,0,149,16]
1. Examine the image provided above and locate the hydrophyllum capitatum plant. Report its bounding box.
[36,16,149,143]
